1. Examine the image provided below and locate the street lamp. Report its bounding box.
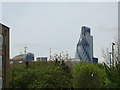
[112,42,115,66]
[109,52,112,67]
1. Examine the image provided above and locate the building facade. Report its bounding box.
[0,23,10,88]
[36,57,47,61]
[10,53,35,66]
[26,53,34,62]
[75,26,94,63]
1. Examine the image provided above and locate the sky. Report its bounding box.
[1,2,118,62]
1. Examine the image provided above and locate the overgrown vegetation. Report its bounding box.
[9,61,120,88]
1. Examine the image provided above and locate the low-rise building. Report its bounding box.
[10,53,34,67]
[36,57,47,61]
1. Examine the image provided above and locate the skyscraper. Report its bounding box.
[75,26,93,63]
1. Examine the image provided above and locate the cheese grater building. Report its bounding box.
[75,26,94,63]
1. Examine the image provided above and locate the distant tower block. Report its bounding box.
[75,26,93,63]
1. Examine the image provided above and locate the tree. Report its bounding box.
[9,62,73,88]
[72,61,107,88]
[102,38,120,67]
[102,38,120,88]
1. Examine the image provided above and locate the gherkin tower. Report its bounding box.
[75,26,93,63]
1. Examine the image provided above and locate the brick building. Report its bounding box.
[0,23,10,88]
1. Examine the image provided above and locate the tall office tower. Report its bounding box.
[75,26,93,63]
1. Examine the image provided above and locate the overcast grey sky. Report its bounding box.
[1,2,118,62]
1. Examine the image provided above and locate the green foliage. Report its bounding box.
[9,61,120,88]
[9,62,72,88]
[72,61,107,88]
[104,64,120,88]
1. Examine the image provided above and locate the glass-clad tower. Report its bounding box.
[75,26,93,63]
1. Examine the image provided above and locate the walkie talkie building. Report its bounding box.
[75,26,93,63]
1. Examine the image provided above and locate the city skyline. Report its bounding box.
[1,2,118,62]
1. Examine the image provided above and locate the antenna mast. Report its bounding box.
[49,48,52,60]
[24,46,28,54]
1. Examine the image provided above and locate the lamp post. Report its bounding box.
[109,52,112,67]
[112,42,115,66]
